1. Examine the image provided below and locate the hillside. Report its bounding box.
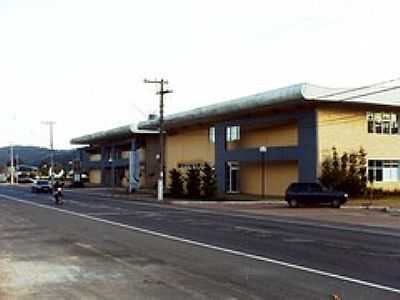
[0,146,77,167]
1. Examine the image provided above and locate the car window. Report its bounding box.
[309,183,322,192]
[38,181,49,185]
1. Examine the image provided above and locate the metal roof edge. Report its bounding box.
[70,124,158,145]
[138,83,307,130]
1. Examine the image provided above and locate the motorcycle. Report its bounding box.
[53,187,64,205]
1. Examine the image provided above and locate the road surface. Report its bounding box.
[0,185,399,299]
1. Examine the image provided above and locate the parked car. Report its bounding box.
[17,177,34,184]
[31,180,53,193]
[285,182,348,208]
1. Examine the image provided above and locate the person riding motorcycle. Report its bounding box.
[53,180,64,205]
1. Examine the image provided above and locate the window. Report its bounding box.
[391,114,399,134]
[382,113,390,134]
[368,159,400,182]
[226,125,240,142]
[375,113,382,133]
[209,126,215,144]
[367,112,374,133]
[367,112,400,135]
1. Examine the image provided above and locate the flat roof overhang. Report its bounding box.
[138,83,400,131]
[70,124,158,145]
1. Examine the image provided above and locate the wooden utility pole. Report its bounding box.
[144,78,173,201]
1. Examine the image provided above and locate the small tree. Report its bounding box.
[358,147,368,193]
[320,146,368,197]
[201,163,217,198]
[186,167,201,198]
[168,168,184,197]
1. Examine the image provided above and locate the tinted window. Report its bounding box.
[309,184,322,192]
[37,181,49,185]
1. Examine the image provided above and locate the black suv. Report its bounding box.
[285,182,348,208]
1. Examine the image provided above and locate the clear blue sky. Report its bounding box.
[1,0,399,148]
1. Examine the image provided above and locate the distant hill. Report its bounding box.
[0,146,77,167]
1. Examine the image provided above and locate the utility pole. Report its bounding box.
[16,153,19,184]
[10,142,14,185]
[144,78,173,201]
[41,121,55,183]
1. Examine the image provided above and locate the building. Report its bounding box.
[70,124,159,191]
[139,83,400,197]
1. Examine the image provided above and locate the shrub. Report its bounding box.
[168,168,184,197]
[320,147,367,197]
[186,167,201,198]
[201,163,217,198]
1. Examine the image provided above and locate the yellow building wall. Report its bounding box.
[166,126,215,173]
[317,105,400,190]
[230,122,298,150]
[89,169,101,184]
[121,151,130,159]
[89,154,101,161]
[240,161,298,196]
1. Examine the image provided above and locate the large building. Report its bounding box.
[71,124,159,191]
[139,83,400,197]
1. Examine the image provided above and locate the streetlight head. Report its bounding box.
[259,146,267,153]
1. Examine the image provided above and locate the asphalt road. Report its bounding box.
[0,185,399,299]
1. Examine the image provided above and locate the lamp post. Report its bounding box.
[259,146,267,199]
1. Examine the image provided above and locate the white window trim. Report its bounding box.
[367,112,400,135]
[368,158,400,183]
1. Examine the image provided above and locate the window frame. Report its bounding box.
[368,159,400,182]
[367,112,400,135]
[226,125,240,142]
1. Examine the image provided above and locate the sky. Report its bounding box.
[1,0,400,149]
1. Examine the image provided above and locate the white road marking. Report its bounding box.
[1,193,400,295]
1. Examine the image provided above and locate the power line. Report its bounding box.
[313,76,400,100]
[335,85,400,102]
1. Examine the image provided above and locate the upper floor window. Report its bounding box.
[209,126,215,144]
[226,125,240,142]
[367,112,399,135]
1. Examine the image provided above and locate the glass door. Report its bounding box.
[227,161,240,193]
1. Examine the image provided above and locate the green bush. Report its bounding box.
[201,163,217,198]
[168,168,184,197]
[186,167,201,198]
[320,147,367,197]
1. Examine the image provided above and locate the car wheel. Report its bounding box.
[331,199,341,208]
[31,187,35,193]
[288,198,299,208]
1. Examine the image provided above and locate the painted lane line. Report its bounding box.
[1,193,400,295]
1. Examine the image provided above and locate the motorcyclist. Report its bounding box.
[53,180,64,205]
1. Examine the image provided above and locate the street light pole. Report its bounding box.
[41,121,55,183]
[144,78,173,201]
[259,146,267,199]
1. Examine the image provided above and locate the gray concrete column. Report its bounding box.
[215,124,226,194]
[297,110,318,182]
